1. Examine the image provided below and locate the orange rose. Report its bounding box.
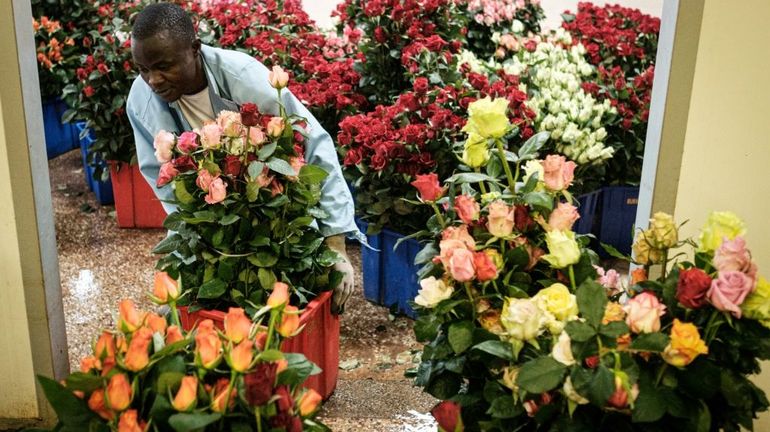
[106,373,132,411]
[118,299,145,333]
[166,325,184,345]
[276,358,289,374]
[662,319,708,367]
[210,378,235,413]
[298,389,322,416]
[118,409,145,432]
[195,320,222,369]
[172,376,198,412]
[80,355,101,373]
[267,282,290,308]
[145,313,167,335]
[631,268,648,285]
[277,306,300,337]
[224,308,252,343]
[88,389,114,420]
[228,340,254,373]
[152,272,179,304]
[124,327,152,372]
[95,331,116,360]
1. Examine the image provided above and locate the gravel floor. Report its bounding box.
[49,149,437,431]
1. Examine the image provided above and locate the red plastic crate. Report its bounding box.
[108,162,167,228]
[178,291,340,399]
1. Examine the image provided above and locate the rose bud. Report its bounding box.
[277,305,300,337]
[224,307,252,343]
[118,299,145,334]
[165,325,184,345]
[95,331,116,360]
[227,340,254,373]
[117,409,145,432]
[411,173,445,202]
[267,282,290,308]
[240,102,260,127]
[152,272,179,304]
[266,116,285,137]
[145,313,167,335]
[124,327,152,372]
[171,376,198,412]
[269,65,289,89]
[194,320,222,370]
[106,373,132,411]
[88,389,114,420]
[431,400,463,432]
[210,378,236,413]
[298,389,323,416]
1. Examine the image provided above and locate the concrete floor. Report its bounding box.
[49,149,437,431]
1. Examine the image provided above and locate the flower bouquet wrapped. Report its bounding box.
[36,276,329,431]
[412,98,770,430]
[152,69,341,312]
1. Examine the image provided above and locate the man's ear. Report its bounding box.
[192,39,202,55]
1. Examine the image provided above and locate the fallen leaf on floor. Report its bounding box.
[80,203,96,213]
[339,359,360,371]
[396,351,413,364]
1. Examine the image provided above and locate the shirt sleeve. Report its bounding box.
[230,62,359,238]
[127,94,177,215]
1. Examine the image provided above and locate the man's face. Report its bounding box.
[132,31,200,103]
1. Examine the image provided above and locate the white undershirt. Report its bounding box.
[178,86,215,130]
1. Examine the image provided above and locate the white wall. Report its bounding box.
[302,0,664,30]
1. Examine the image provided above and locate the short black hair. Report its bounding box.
[132,3,195,43]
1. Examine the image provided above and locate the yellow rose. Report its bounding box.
[534,283,578,322]
[499,366,519,391]
[501,298,543,341]
[632,229,664,265]
[698,211,746,252]
[662,319,708,367]
[541,230,581,269]
[462,132,490,168]
[462,96,511,139]
[742,277,770,324]
[602,302,626,324]
[649,212,678,249]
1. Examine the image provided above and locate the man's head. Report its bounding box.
[131,3,205,102]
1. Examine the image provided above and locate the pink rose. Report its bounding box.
[153,130,175,163]
[542,155,576,192]
[454,194,480,224]
[487,200,514,237]
[205,177,227,204]
[196,169,215,192]
[270,178,284,197]
[217,110,243,137]
[200,123,223,149]
[594,266,621,294]
[266,117,285,138]
[441,225,475,250]
[248,127,266,147]
[549,202,580,231]
[288,156,305,182]
[157,162,179,187]
[713,237,757,279]
[177,131,199,154]
[473,251,498,282]
[255,166,273,188]
[446,248,475,282]
[268,65,289,89]
[411,173,445,202]
[707,271,755,318]
[623,292,666,334]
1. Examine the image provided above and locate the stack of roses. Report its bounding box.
[332,0,468,105]
[152,71,341,312]
[33,16,78,100]
[455,0,545,59]
[412,97,770,430]
[192,0,366,136]
[37,275,328,431]
[338,72,535,234]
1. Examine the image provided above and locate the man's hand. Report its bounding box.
[325,235,354,315]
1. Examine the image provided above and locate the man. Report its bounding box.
[126,3,356,313]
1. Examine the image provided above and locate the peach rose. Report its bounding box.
[298,389,323,416]
[118,299,145,334]
[446,248,476,282]
[224,308,252,343]
[542,155,575,192]
[88,389,114,420]
[156,162,179,187]
[623,292,666,334]
[267,282,290,308]
[199,123,223,149]
[117,409,145,432]
[196,169,214,192]
[266,117,285,137]
[548,202,579,231]
[227,340,254,373]
[204,177,228,204]
[153,130,175,163]
[124,327,152,372]
[216,110,243,137]
[473,251,498,282]
[269,65,290,89]
[454,194,480,224]
[487,200,514,237]
[165,326,184,345]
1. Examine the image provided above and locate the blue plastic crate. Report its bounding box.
[42,99,78,159]
[599,186,639,255]
[574,189,602,235]
[357,218,422,318]
[75,122,114,205]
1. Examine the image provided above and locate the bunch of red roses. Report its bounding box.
[338,70,535,233]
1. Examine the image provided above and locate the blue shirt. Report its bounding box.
[127,44,358,239]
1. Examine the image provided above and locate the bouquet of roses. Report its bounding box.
[455,0,545,59]
[411,97,770,430]
[37,275,329,431]
[152,69,341,312]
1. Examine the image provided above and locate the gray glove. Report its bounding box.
[326,235,354,315]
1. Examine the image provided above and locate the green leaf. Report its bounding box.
[600,242,633,261]
[632,377,667,422]
[155,372,184,395]
[219,214,240,226]
[259,349,284,362]
[299,165,328,184]
[445,172,500,185]
[629,333,669,352]
[448,321,474,354]
[518,131,550,160]
[267,157,297,176]
[247,161,265,179]
[585,366,615,406]
[197,278,226,299]
[576,279,608,328]
[600,321,630,339]
[426,372,462,400]
[277,353,320,387]
[523,191,553,211]
[64,373,104,393]
[414,314,441,342]
[472,340,514,360]
[488,394,521,419]
[153,234,182,254]
[168,413,221,431]
[173,179,195,204]
[36,375,98,427]
[565,320,597,342]
[247,252,278,267]
[257,268,276,289]
[517,357,567,393]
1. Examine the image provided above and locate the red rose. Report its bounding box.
[514,205,535,231]
[676,268,711,309]
[411,173,444,202]
[373,26,387,44]
[222,155,242,177]
[413,77,429,94]
[172,156,197,172]
[240,103,259,127]
[431,401,463,432]
[274,385,293,413]
[343,148,362,166]
[370,152,388,171]
[584,355,600,368]
[97,63,109,75]
[269,413,302,432]
[83,86,95,97]
[243,362,277,406]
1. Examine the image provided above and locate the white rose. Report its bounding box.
[512,19,524,34]
[563,377,589,404]
[414,277,453,308]
[501,298,543,341]
[552,332,576,365]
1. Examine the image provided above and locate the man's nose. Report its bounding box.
[148,70,165,89]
